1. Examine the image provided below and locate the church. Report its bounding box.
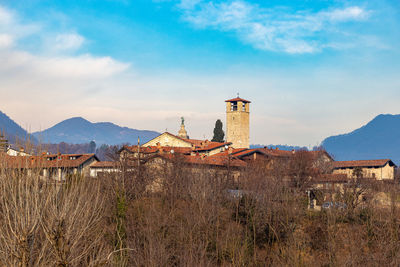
[140,96,251,151]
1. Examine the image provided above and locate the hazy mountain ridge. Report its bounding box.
[0,111,38,144]
[322,114,400,164]
[33,117,160,145]
[250,144,308,151]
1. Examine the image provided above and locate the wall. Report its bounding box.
[333,163,395,180]
[143,133,192,147]
[226,101,250,149]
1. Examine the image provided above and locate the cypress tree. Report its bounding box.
[211,119,225,142]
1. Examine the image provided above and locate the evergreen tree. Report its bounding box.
[211,119,225,142]
[89,140,96,153]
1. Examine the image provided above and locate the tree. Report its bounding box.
[89,140,96,153]
[211,120,224,142]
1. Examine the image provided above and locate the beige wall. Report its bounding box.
[226,101,250,149]
[143,133,192,148]
[333,163,395,180]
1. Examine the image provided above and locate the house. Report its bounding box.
[332,159,396,180]
[1,153,99,181]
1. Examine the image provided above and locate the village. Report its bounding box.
[0,96,398,210]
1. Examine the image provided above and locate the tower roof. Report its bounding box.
[225,97,251,103]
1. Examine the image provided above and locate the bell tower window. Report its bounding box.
[231,102,238,111]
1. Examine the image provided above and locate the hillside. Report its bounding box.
[33,117,160,145]
[322,114,400,164]
[0,111,37,144]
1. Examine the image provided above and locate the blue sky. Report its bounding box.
[0,0,399,146]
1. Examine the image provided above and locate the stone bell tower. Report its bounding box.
[225,96,250,148]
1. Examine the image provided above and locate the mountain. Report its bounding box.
[322,114,400,164]
[251,144,308,151]
[33,117,160,145]
[0,111,37,144]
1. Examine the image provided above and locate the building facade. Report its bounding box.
[332,159,396,180]
[225,97,250,148]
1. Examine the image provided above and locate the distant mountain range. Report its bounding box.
[33,117,160,145]
[322,114,400,164]
[0,111,38,144]
[250,144,308,151]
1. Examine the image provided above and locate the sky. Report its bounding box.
[0,0,399,147]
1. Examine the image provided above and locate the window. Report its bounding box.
[242,103,246,111]
[231,102,237,111]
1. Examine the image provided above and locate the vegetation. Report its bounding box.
[0,153,399,266]
[212,119,225,142]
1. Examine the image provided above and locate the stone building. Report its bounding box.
[225,96,250,148]
[332,159,396,180]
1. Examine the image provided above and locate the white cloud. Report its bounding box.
[0,4,129,77]
[0,33,13,48]
[0,6,13,25]
[53,33,85,51]
[177,0,371,54]
[324,6,369,22]
[0,50,129,78]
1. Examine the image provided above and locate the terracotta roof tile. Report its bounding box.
[153,154,246,168]
[91,161,119,168]
[333,159,395,168]
[225,97,251,103]
[1,153,98,169]
[193,141,231,151]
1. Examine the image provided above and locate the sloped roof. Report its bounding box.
[225,97,251,103]
[258,148,295,157]
[333,159,395,168]
[193,141,231,152]
[232,148,266,158]
[148,153,246,168]
[91,161,119,168]
[1,153,98,169]
[123,145,192,154]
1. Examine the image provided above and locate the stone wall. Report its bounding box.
[226,101,250,148]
